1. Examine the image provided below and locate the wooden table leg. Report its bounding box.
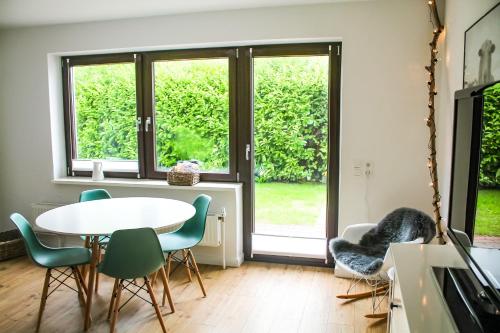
[84,236,99,331]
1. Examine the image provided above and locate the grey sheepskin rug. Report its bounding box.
[329,207,436,276]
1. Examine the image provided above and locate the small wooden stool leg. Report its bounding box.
[110,280,123,333]
[145,277,167,333]
[36,269,51,332]
[160,266,175,312]
[188,250,206,297]
[182,249,192,282]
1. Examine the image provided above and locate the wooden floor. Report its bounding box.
[0,257,387,333]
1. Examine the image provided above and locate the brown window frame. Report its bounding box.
[142,48,238,181]
[62,48,238,181]
[62,53,145,179]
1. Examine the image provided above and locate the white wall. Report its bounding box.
[435,0,498,222]
[0,1,434,244]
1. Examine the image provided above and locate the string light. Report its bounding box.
[426,0,446,243]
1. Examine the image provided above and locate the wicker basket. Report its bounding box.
[0,230,26,261]
[167,171,200,186]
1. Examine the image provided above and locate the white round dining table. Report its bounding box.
[36,197,195,236]
[35,197,195,330]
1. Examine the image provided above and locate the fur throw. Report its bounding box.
[329,207,436,276]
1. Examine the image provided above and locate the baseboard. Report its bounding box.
[192,251,244,268]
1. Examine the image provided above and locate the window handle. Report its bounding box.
[245,144,251,161]
[145,117,151,132]
[136,117,142,132]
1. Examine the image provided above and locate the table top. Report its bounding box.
[36,197,196,236]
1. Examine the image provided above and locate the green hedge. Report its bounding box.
[74,57,329,182]
[480,83,500,187]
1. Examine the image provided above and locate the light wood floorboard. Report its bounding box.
[0,257,387,333]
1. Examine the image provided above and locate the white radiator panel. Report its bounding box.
[31,203,64,226]
[198,214,221,247]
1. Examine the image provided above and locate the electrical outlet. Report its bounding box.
[364,161,374,176]
[353,160,363,176]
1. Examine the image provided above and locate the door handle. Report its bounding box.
[245,144,251,161]
[145,117,151,132]
[136,117,142,132]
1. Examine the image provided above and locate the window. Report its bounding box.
[63,54,141,177]
[62,49,237,180]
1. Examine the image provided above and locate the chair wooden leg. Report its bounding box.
[72,266,86,307]
[107,279,119,320]
[110,280,123,333]
[36,269,51,332]
[150,270,158,289]
[145,277,167,333]
[187,250,206,297]
[166,253,172,280]
[75,266,89,296]
[182,249,192,282]
[159,266,175,312]
[365,312,388,319]
[94,246,101,294]
[337,285,388,300]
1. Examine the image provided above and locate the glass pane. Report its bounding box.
[72,62,138,168]
[153,58,229,173]
[474,83,500,249]
[253,56,329,238]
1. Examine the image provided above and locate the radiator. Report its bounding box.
[31,203,64,222]
[198,214,222,247]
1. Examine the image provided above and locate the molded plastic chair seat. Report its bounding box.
[158,232,200,252]
[157,194,211,299]
[99,228,173,333]
[10,213,90,332]
[34,246,91,269]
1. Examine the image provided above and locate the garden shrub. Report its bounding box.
[480,83,500,188]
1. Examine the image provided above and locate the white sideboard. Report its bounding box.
[388,243,468,333]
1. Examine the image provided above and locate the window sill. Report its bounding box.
[52,177,242,192]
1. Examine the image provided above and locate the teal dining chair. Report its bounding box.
[99,228,174,333]
[10,213,91,332]
[79,188,111,293]
[157,194,211,303]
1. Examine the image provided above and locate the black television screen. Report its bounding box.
[447,81,500,329]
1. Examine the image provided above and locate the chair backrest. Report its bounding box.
[359,207,436,251]
[79,189,111,202]
[176,194,212,245]
[9,213,47,266]
[99,228,165,279]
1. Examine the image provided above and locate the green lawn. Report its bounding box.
[255,182,326,225]
[475,189,500,236]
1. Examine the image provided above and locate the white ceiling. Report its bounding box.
[0,0,365,28]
